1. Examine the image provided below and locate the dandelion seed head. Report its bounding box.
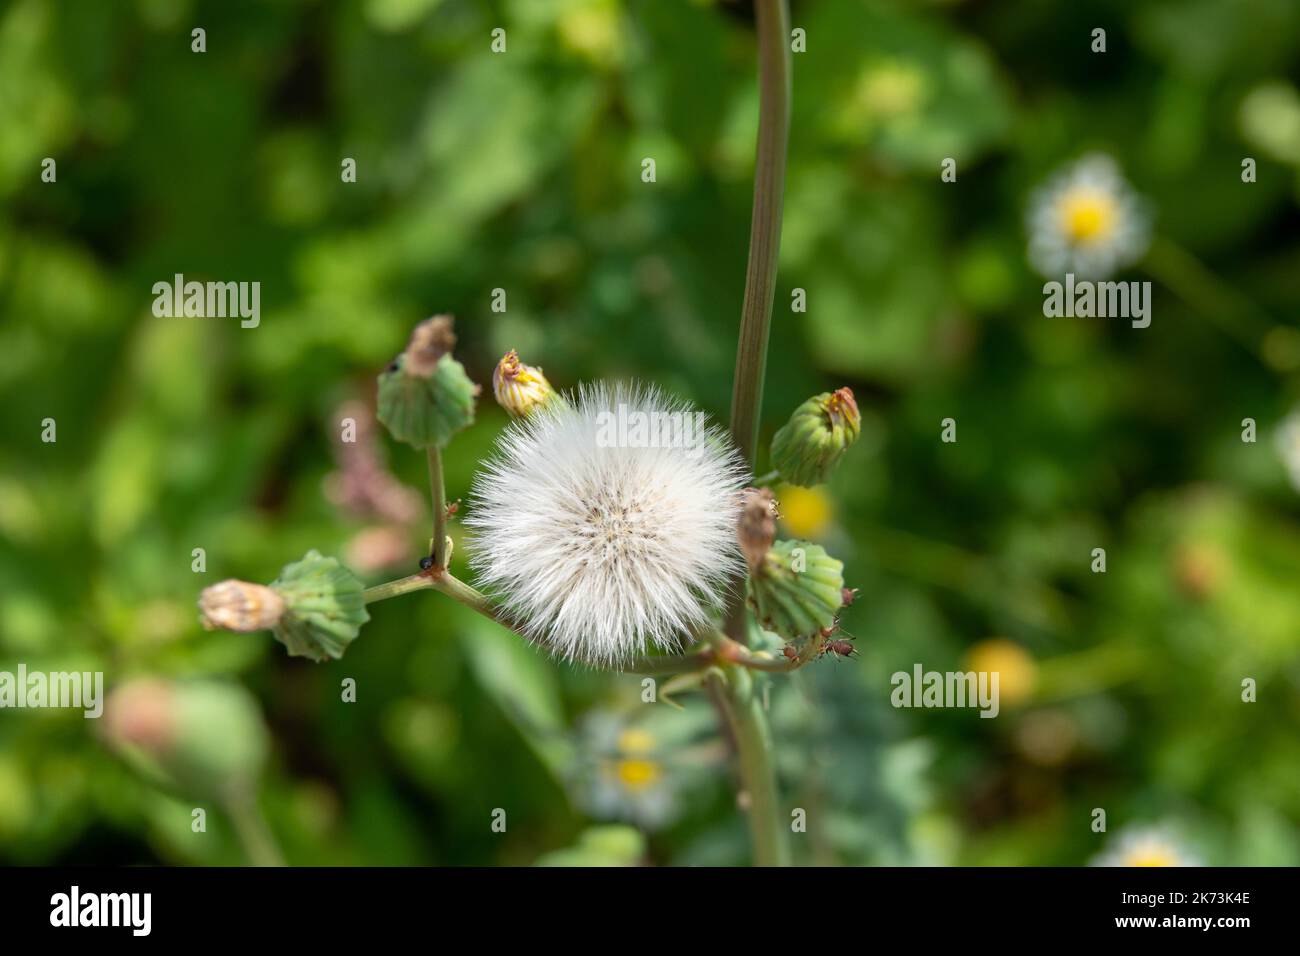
[465,382,748,667]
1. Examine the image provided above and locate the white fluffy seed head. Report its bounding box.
[465,382,749,668]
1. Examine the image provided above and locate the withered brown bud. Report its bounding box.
[198,580,286,632]
[841,586,860,607]
[403,314,457,377]
[737,487,778,573]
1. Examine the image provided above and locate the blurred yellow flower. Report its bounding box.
[964,639,1037,708]
[778,485,834,539]
[590,723,673,813]
[1026,153,1149,280]
[854,61,926,120]
[608,727,665,793]
[1058,186,1118,245]
[611,758,662,793]
[558,0,622,68]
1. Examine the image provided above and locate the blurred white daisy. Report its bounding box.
[1275,407,1300,491]
[1027,153,1151,280]
[1092,825,1200,867]
[465,382,747,668]
[578,714,680,830]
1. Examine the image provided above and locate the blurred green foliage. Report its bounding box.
[1,0,1298,866]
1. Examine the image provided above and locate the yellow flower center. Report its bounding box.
[613,758,661,792]
[1059,189,1117,244]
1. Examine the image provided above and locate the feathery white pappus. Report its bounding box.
[465,383,749,668]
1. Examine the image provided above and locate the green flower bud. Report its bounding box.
[377,315,479,449]
[103,678,269,799]
[269,550,370,661]
[746,539,845,646]
[770,387,861,487]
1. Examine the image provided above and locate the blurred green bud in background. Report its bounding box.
[102,679,269,801]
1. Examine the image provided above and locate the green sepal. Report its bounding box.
[377,353,478,449]
[270,550,370,661]
[746,539,845,645]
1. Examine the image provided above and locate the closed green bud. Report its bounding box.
[103,678,269,799]
[770,387,861,486]
[377,315,479,449]
[269,550,370,661]
[746,539,845,646]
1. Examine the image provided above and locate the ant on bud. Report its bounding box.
[818,618,859,660]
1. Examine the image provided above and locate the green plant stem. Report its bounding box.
[625,648,718,675]
[427,446,449,567]
[708,666,789,866]
[1143,236,1277,362]
[364,569,537,643]
[363,573,432,604]
[429,571,499,624]
[224,791,284,867]
[723,0,791,649]
[364,574,772,677]
[709,2,793,869]
[728,0,791,468]
[752,469,780,486]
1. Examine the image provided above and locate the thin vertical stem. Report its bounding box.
[728,0,791,467]
[709,666,790,866]
[712,0,793,869]
[224,791,285,867]
[724,0,791,648]
[427,446,448,567]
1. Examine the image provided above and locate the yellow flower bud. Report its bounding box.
[492,350,558,418]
